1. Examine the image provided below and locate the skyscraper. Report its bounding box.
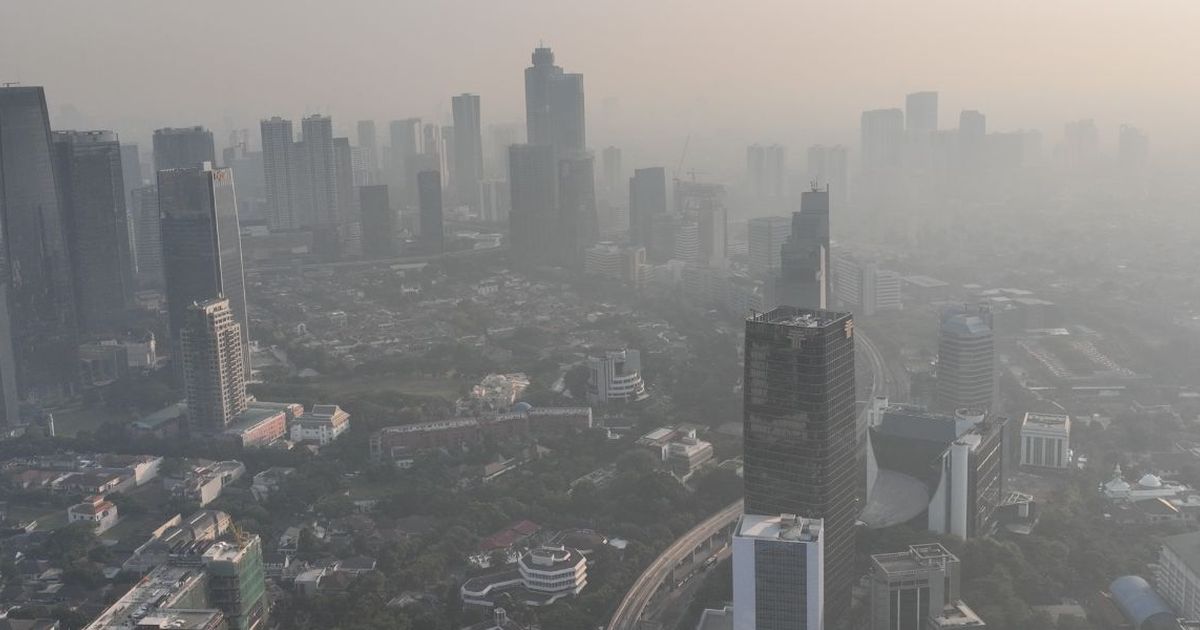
[508,144,558,265]
[130,185,162,288]
[747,216,792,277]
[180,297,247,431]
[733,514,824,630]
[806,145,848,204]
[776,187,830,309]
[260,116,297,231]
[359,185,396,259]
[153,126,216,171]
[158,164,250,379]
[301,115,337,227]
[747,144,786,201]
[452,93,484,210]
[356,120,379,183]
[600,146,622,199]
[524,46,585,155]
[675,180,728,269]
[0,86,79,421]
[629,167,666,247]
[557,153,598,267]
[51,130,135,335]
[905,91,939,134]
[934,306,995,413]
[417,170,444,254]
[860,109,905,171]
[119,144,143,206]
[743,307,857,629]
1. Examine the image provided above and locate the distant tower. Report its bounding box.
[935,306,995,413]
[356,120,379,183]
[260,116,297,231]
[746,144,786,203]
[806,145,848,206]
[181,297,247,431]
[158,164,250,379]
[860,109,904,171]
[359,185,396,259]
[452,94,484,210]
[556,152,598,267]
[958,110,987,173]
[629,167,666,248]
[152,126,216,171]
[524,45,586,154]
[417,171,444,254]
[301,115,337,228]
[905,91,938,134]
[51,130,136,335]
[508,144,559,265]
[747,216,792,277]
[776,187,831,309]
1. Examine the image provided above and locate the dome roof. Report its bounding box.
[512,402,533,413]
[1105,478,1131,493]
[1139,473,1163,488]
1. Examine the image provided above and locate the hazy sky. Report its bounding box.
[3,0,1197,172]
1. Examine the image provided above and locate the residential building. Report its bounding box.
[259,117,296,231]
[1020,412,1071,469]
[51,130,135,334]
[0,86,79,423]
[158,164,250,379]
[153,126,216,171]
[453,94,484,209]
[524,46,585,155]
[776,187,830,309]
[417,170,444,254]
[748,216,792,277]
[869,543,984,630]
[743,307,856,628]
[202,536,268,630]
[290,404,350,446]
[332,136,359,257]
[733,513,823,630]
[629,167,667,248]
[67,495,119,534]
[934,306,995,413]
[587,349,646,403]
[359,185,396,259]
[301,115,337,228]
[181,298,247,431]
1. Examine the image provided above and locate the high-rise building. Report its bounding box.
[388,118,422,199]
[746,144,786,202]
[51,130,135,335]
[202,536,268,630]
[221,136,264,224]
[452,93,484,209]
[958,110,987,173]
[260,116,297,231]
[131,185,163,287]
[180,297,247,431]
[600,146,622,199]
[478,178,511,224]
[806,145,848,204]
[748,216,792,277]
[869,544,984,630]
[744,307,857,628]
[1118,124,1149,171]
[158,164,250,379]
[119,143,143,206]
[356,120,379,183]
[417,170,444,254]
[301,115,337,227]
[776,187,830,309]
[508,144,558,265]
[861,109,905,171]
[0,86,79,421]
[832,254,901,317]
[359,185,396,259]
[557,152,598,266]
[934,306,995,413]
[486,122,521,178]
[733,513,824,630]
[905,91,938,134]
[629,167,667,248]
[153,126,216,171]
[524,46,585,155]
[676,180,727,268]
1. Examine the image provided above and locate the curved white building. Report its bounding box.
[461,545,587,608]
[587,349,647,403]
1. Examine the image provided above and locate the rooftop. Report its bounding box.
[736,513,822,543]
[872,543,958,577]
[84,565,205,630]
[1023,412,1070,429]
[931,601,987,628]
[749,306,849,329]
[131,610,224,630]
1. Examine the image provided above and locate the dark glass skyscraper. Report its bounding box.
[629,167,666,247]
[776,187,830,310]
[158,165,249,379]
[451,94,483,210]
[508,144,558,266]
[153,126,216,171]
[524,46,585,155]
[51,130,135,335]
[743,307,857,629]
[417,170,444,254]
[0,86,79,420]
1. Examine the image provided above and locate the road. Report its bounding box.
[608,499,743,630]
[858,329,904,402]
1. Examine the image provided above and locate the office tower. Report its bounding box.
[202,536,268,630]
[301,115,337,227]
[934,306,995,413]
[524,46,586,154]
[478,179,511,223]
[629,167,667,248]
[51,130,135,335]
[746,144,786,201]
[557,152,598,267]
[153,126,216,171]
[417,171,444,254]
[733,514,824,630]
[0,86,79,422]
[452,93,484,209]
[1019,412,1070,469]
[1118,124,1149,171]
[158,164,250,379]
[356,120,379,183]
[869,544,984,630]
[861,109,905,171]
[806,145,848,204]
[776,187,830,309]
[601,146,622,198]
[508,144,559,265]
[905,91,938,134]
[119,144,143,204]
[676,180,727,268]
[260,117,296,231]
[958,110,987,173]
[747,216,792,277]
[181,297,246,431]
[131,186,162,287]
[744,307,857,628]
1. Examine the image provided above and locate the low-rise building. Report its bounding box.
[1020,412,1071,469]
[587,349,647,404]
[165,461,245,507]
[870,543,983,630]
[67,495,118,534]
[290,405,350,446]
[584,242,646,288]
[637,425,715,479]
[461,545,587,608]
